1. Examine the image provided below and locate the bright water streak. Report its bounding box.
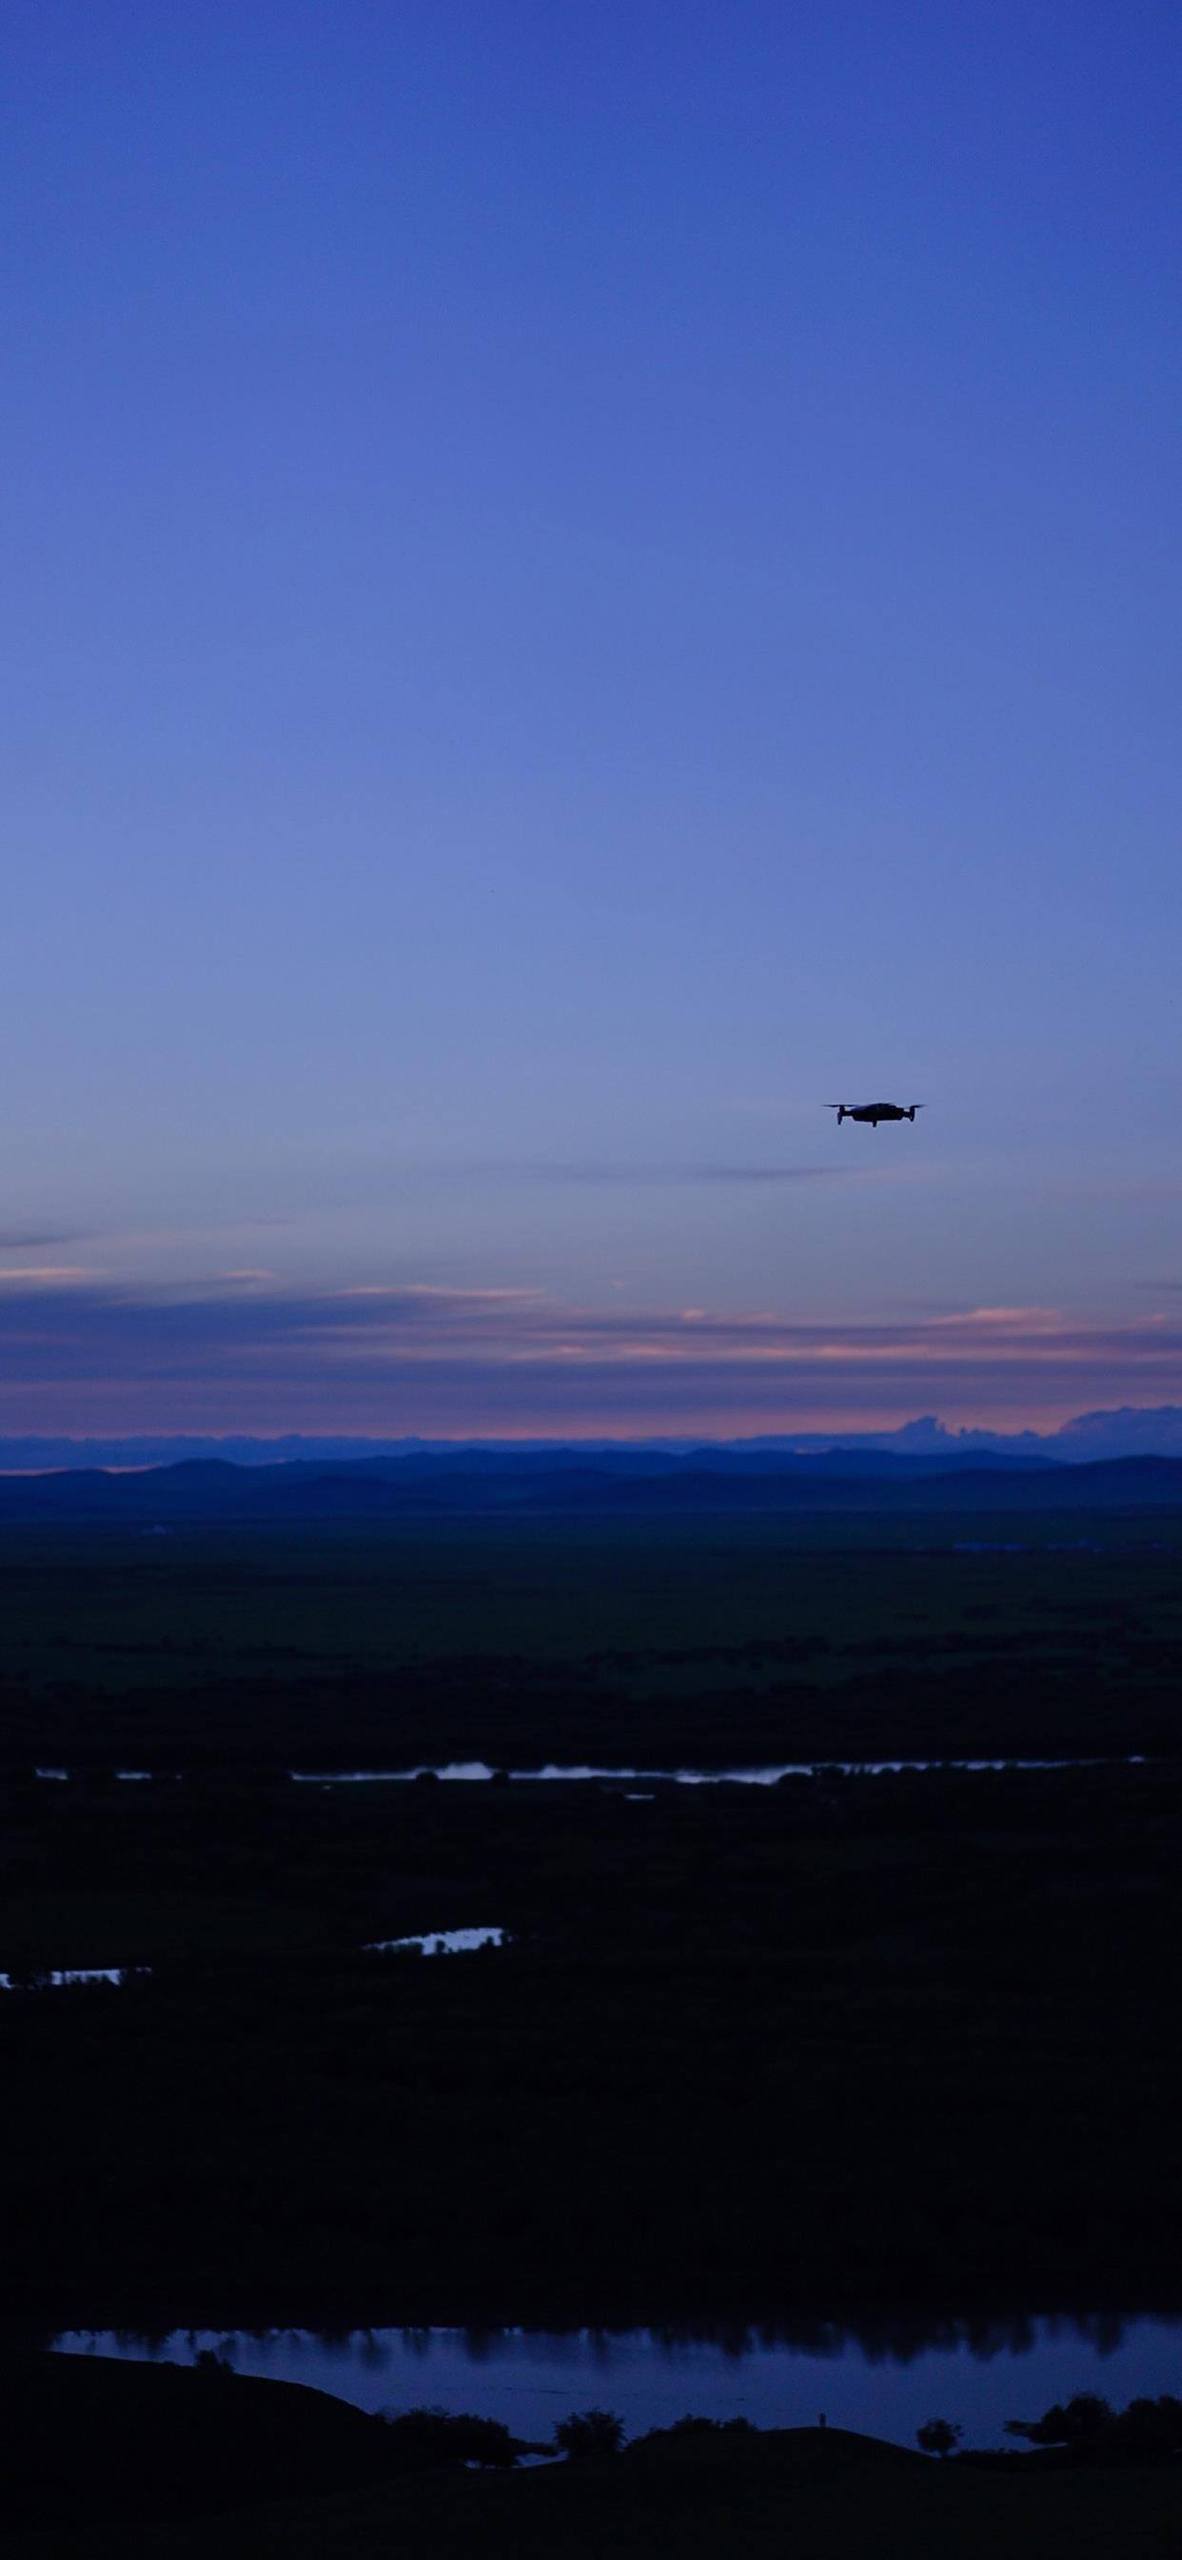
[364,1927,505,1955]
[0,1969,127,1990]
[292,1757,1143,1787]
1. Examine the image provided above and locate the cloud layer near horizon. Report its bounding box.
[0,1272,1179,1435]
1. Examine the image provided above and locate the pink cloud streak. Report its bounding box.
[0,1275,1178,1434]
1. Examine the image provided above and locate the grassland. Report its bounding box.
[0,1512,1177,1686]
[1,1513,1180,1769]
[2,1506,1180,2351]
[3,1758,1181,2326]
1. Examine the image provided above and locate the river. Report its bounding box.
[51,2313,1182,2448]
[291,1756,1144,1786]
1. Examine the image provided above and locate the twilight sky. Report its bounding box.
[2,0,1180,1435]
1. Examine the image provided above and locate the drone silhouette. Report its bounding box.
[826,1102,924,1127]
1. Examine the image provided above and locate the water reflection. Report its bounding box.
[0,1967,132,1991]
[30,1757,1147,1789]
[363,1927,506,1956]
[292,1757,1143,1787]
[48,2310,1182,2449]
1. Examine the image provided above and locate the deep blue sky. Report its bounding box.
[3,1,1180,1432]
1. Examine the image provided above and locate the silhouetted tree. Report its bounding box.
[635,2416,754,2447]
[382,2408,523,2468]
[1005,2393,1111,2447]
[916,2418,961,2458]
[554,2408,625,2459]
[1106,2395,1182,2458]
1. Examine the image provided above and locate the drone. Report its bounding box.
[826,1102,924,1127]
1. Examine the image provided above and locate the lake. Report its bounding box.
[51,2313,1182,2448]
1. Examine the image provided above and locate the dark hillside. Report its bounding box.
[0,2363,1180,2559]
[0,1450,1181,1526]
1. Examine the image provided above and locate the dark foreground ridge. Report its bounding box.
[1,2354,1180,2559]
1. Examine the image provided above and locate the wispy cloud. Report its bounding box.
[381,1161,880,1189]
[0,1273,1177,1433]
[494,1163,864,1187]
[0,1266,92,1286]
[0,1230,90,1252]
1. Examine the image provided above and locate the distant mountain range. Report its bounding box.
[2,1406,1182,1471]
[0,1443,1181,1521]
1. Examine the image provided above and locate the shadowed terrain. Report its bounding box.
[3,1754,1182,2323]
[1,2359,1180,2559]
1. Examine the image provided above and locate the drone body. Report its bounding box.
[827,1102,923,1127]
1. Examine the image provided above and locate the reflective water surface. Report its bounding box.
[364,1927,506,1955]
[292,1756,1143,1787]
[51,2314,1182,2448]
[0,1968,129,1991]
